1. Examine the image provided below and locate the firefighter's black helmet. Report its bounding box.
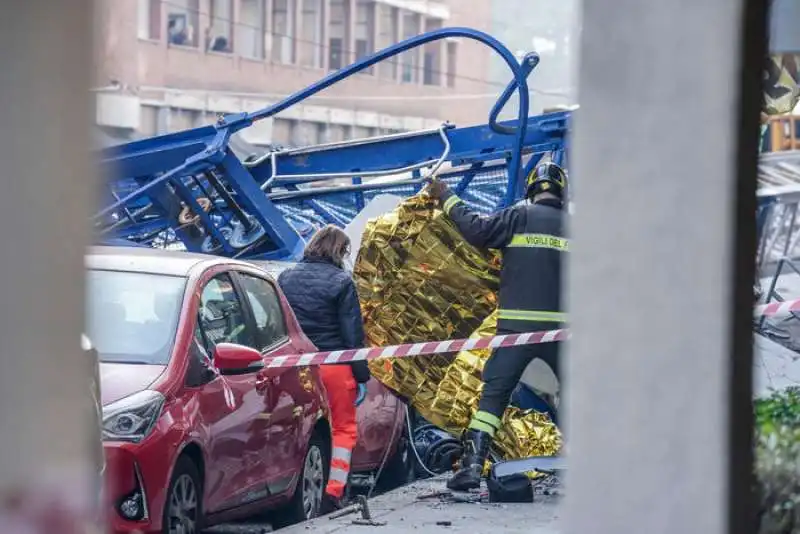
[525,162,567,200]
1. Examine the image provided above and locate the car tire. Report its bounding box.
[271,433,328,529]
[162,456,203,534]
[377,421,416,491]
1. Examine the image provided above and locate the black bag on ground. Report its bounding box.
[487,472,533,503]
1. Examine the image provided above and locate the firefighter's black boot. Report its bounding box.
[447,429,492,492]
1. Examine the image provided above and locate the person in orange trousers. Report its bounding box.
[319,364,364,501]
[278,226,370,512]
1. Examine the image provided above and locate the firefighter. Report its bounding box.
[427,162,568,492]
[278,225,370,510]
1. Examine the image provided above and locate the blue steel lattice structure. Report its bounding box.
[95,27,570,260]
[92,25,800,473]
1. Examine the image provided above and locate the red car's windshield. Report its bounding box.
[87,269,186,365]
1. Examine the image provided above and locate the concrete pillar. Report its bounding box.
[416,14,424,86]
[0,0,101,531]
[395,9,403,81]
[370,0,379,56]
[346,0,356,65]
[157,106,172,134]
[436,36,446,88]
[293,0,302,64]
[368,0,379,76]
[565,0,767,533]
[158,0,169,50]
[321,0,331,69]
[232,0,242,67]
[265,0,274,61]
[199,0,212,51]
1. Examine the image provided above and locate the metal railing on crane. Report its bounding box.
[94,27,570,261]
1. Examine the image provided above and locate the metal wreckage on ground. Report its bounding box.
[94,23,798,483]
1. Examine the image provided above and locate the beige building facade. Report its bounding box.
[94,0,496,147]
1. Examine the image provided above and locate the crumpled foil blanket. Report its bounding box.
[763,54,799,116]
[353,193,562,460]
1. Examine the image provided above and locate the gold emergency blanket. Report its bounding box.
[764,54,799,116]
[353,193,562,460]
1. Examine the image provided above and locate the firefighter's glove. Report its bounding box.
[354,383,368,407]
[426,178,448,201]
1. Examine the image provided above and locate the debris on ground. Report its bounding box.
[277,477,561,534]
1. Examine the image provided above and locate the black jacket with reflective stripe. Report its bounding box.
[441,188,567,333]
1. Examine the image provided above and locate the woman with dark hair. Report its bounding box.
[277,225,371,509]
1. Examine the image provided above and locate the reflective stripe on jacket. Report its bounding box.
[441,188,567,333]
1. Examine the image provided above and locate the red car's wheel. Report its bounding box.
[271,432,328,528]
[162,456,203,534]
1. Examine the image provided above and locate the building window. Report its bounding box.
[401,12,421,83]
[329,0,346,70]
[376,5,397,80]
[446,41,457,88]
[167,0,200,47]
[137,0,162,40]
[423,53,434,85]
[195,112,216,128]
[237,0,266,59]
[352,125,371,140]
[327,124,347,143]
[272,118,293,145]
[299,0,323,68]
[272,0,295,64]
[317,123,331,144]
[207,0,233,52]
[329,38,344,70]
[355,39,369,60]
[139,106,159,136]
[355,0,375,73]
[292,121,319,147]
[164,109,202,132]
[423,19,442,85]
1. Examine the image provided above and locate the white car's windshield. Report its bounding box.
[87,269,186,365]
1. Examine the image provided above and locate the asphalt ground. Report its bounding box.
[276,477,560,534]
[203,476,396,533]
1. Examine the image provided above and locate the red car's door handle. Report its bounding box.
[255,376,270,393]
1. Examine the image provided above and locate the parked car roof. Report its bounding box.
[86,246,242,277]
[247,260,297,279]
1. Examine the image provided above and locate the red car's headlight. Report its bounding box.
[102,390,164,443]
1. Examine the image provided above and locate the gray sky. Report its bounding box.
[487,0,581,115]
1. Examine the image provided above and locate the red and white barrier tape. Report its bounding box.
[263,297,800,370]
[266,329,570,369]
[755,297,800,319]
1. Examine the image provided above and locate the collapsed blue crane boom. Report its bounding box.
[91,24,800,448]
[95,27,570,260]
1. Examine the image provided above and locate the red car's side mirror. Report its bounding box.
[214,343,264,375]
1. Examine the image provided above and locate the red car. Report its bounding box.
[88,246,412,533]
